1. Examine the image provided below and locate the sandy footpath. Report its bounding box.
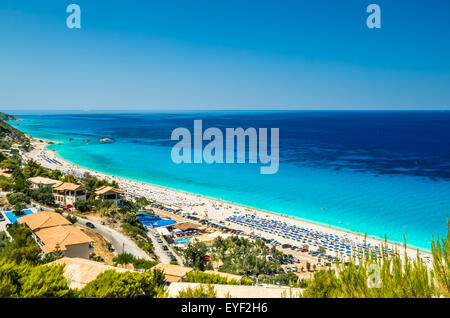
[22,137,433,264]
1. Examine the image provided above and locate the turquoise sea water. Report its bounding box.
[9,112,450,250]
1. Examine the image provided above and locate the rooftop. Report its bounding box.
[53,182,85,192]
[0,169,13,177]
[49,257,131,289]
[171,222,202,232]
[95,185,124,195]
[28,176,60,185]
[153,263,193,282]
[18,211,71,231]
[35,225,93,254]
[167,282,302,298]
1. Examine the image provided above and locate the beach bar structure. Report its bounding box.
[52,182,87,206]
[18,211,93,259]
[28,176,60,189]
[95,186,125,207]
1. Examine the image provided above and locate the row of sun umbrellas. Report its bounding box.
[226,214,393,257]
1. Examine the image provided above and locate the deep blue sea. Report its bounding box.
[8,111,450,250]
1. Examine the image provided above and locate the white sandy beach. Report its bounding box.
[21,137,433,264]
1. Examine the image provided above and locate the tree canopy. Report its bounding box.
[79,269,165,298]
[1,223,41,265]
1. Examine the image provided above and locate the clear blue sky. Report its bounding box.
[1,0,449,111]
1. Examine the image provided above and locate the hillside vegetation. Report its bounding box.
[0,112,18,121]
[0,112,27,147]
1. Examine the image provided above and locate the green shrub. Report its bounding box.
[74,199,91,212]
[65,214,77,224]
[113,253,157,270]
[176,284,217,298]
[184,270,253,286]
[79,270,165,298]
[7,192,30,206]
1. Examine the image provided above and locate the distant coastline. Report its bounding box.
[0,112,21,121]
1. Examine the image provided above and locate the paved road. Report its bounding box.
[146,228,184,264]
[68,214,151,260]
[146,229,171,264]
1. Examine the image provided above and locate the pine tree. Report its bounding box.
[431,217,450,297]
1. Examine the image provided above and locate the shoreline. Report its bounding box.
[19,133,433,261]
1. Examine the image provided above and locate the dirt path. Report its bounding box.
[75,224,116,265]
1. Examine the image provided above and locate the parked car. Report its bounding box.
[162,245,169,250]
[85,222,95,229]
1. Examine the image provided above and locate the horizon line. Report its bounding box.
[3,108,450,115]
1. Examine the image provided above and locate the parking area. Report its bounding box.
[146,227,182,264]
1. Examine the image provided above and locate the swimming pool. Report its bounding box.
[175,237,192,244]
[138,215,176,228]
[4,210,34,223]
